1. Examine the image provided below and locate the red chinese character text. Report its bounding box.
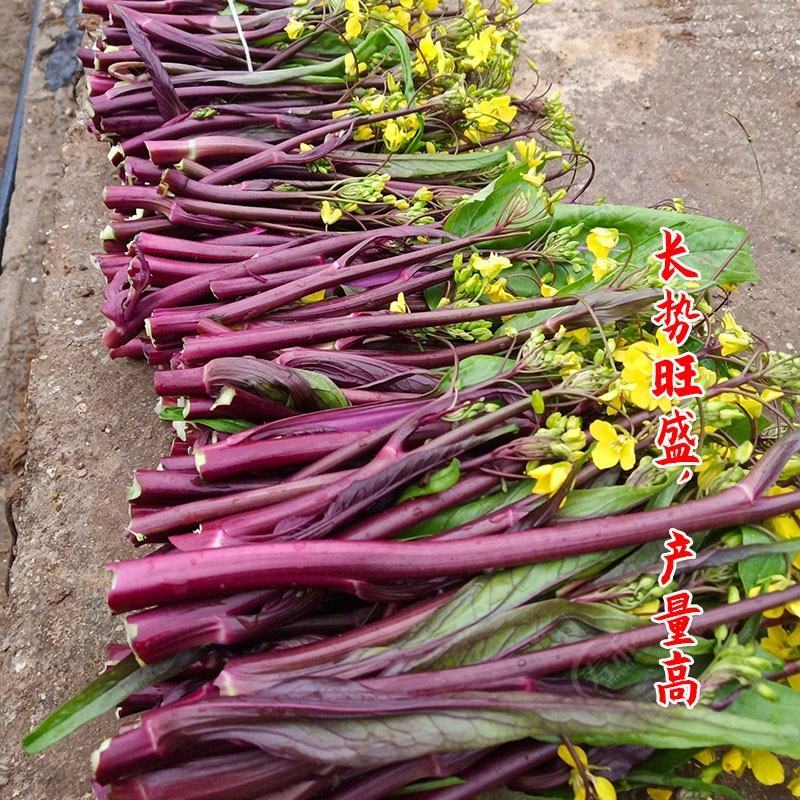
[654,649,700,708]
[651,288,703,346]
[652,353,704,400]
[651,589,702,649]
[653,407,700,483]
[655,227,700,282]
[659,529,696,586]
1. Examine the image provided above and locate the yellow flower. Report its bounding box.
[559,351,583,378]
[718,311,752,357]
[382,117,419,153]
[470,252,512,281]
[749,574,800,619]
[389,292,410,313]
[320,200,342,225]
[721,748,784,786]
[284,17,305,40]
[460,28,494,69]
[760,624,800,688]
[522,168,546,188]
[483,278,516,303]
[586,227,619,259]
[299,289,326,304]
[614,333,679,411]
[646,789,673,800]
[589,420,636,471]
[789,766,800,797]
[345,14,363,39]
[716,389,762,419]
[592,256,616,283]
[564,327,591,346]
[694,749,717,767]
[343,52,367,76]
[514,138,561,169]
[463,95,517,141]
[343,0,362,39]
[526,461,572,495]
[586,227,619,283]
[414,33,453,76]
[557,745,616,800]
[540,282,557,297]
[353,125,374,142]
[765,485,800,541]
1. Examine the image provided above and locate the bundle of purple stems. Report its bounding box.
[24,1,800,799]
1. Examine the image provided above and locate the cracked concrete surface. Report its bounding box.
[527,0,800,352]
[1,1,798,798]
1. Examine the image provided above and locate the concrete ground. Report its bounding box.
[529,0,800,352]
[0,1,797,798]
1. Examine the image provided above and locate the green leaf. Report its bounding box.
[23,650,198,754]
[382,26,415,102]
[528,203,757,287]
[180,26,399,86]
[444,164,549,240]
[410,598,644,671]
[738,526,788,593]
[341,148,511,179]
[188,417,254,433]
[398,479,533,541]
[559,480,670,520]
[437,354,511,392]
[297,368,349,409]
[577,657,660,690]
[223,688,800,766]
[727,679,800,732]
[396,551,621,650]
[398,459,461,502]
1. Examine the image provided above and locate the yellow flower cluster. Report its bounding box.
[558,745,616,800]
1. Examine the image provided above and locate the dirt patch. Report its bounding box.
[0,128,168,798]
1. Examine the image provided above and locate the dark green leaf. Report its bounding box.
[437,354,511,392]
[398,459,461,502]
[23,650,198,754]
[738,526,788,593]
[221,689,800,766]
[382,27,415,102]
[412,599,644,671]
[559,480,670,520]
[445,164,549,239]
[398,479,533,541]
[527,204,756,287]
[192,418,254,433]
[297,368,349,408]
[341,148,511,179]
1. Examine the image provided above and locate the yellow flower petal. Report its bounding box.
[694,749,716,767]
[589,419,617,444]
[747,750,784,786]
[591,441,621,470]
[299,289,326,304]
[527,461,572,495]
[721,747,743,773]
[586,227,619,259]
[557,744,588,768]
[619,438,637,471]
[592,776,616,800]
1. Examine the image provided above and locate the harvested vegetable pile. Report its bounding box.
[24,1,800,798]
